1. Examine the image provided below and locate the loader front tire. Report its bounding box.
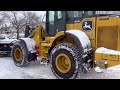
[11,41,29,67]
[50,43,83,79]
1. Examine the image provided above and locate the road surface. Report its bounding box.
[0,57,120,79]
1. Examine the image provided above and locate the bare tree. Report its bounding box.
[22,11,42,28]
[1,11,25,39]
[0,14,7,34]
[0,11,42,39]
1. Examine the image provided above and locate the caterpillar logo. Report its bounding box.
[82,20,93,31]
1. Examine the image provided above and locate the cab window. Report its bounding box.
[74,11,84,17]
[48,11,55,36]
[67,11,94,18]
[57,11,62,19]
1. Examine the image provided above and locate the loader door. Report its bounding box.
[46,11,66,37]
[46,11,56,36]
[54,11,66,33]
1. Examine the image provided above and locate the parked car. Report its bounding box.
[0,34,17,56]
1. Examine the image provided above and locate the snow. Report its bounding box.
[94,67,103,73]
[20,38,36,53]
[96,47,120,55]
[66,30,91,51]
[0,34,17,44]
[0,38,17,44]
[0,57,56,79]
[1,57,120,79]
[52,45,74,56]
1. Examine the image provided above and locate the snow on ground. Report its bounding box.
[0,57,56,79]
[0,57,120,79]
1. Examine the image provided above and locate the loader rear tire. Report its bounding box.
[50,43,83,79]
[11,41,29,67]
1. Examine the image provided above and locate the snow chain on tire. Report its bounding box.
[11,40,29,67]
[50,43,83,79]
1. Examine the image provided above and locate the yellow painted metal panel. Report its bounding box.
[66,24,74,30]
[95,52,120,68]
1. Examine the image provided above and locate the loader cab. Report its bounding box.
[66,11,94,22]
[46,11,96,36]
[46,11,66,36]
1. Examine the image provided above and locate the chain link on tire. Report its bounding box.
[11,40,29,67]
[49,43,84,79]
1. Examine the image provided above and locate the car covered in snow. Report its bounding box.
[0,34,17,56]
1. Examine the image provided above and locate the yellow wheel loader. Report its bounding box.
[11,11,120,79]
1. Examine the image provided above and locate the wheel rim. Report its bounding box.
[14,48,22,61]
[55,54,71,74]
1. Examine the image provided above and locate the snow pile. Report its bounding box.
[96,47,120,55]
[66,30,91,49]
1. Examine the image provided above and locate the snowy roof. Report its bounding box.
[0,34,17,44]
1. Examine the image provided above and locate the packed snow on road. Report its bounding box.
[0,57,56,79]
[0,57,120,79]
